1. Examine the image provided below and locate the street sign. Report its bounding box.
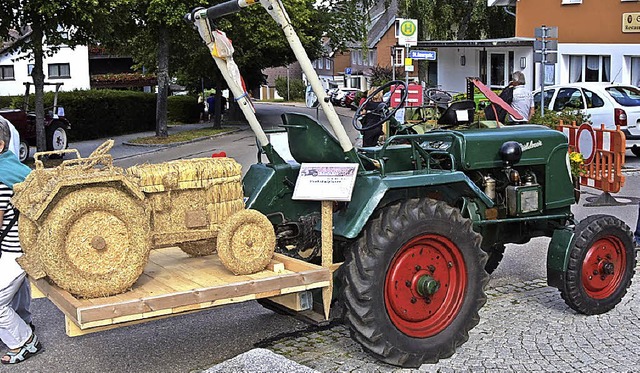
[409,50,437,60]
[345,67,352,75]
[534,39,557,51]
[534,51,557,64]
[396,18,418,46]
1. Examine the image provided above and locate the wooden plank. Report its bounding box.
[266,260,285,273]
[268,292,310,311]
[37,246,330,333]
[33,278,82,322]
[273,253,321,273]
[30,280,46,299]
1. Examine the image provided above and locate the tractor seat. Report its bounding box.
[280,113,347,164]
[437,100,476,126]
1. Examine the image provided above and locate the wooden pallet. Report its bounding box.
[31,247,330,336]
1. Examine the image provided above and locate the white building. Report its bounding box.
[1,32,91,96]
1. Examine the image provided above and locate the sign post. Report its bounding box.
[396,18,418,87]
[534,25,558,117]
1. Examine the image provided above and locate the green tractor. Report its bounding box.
[187,2,636,368]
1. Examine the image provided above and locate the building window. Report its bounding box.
[325,58,331,70]
[367,50,375,67]
[27,64,34,76]
[0,65,14,80]
[630,57,640,87]
[490,53,506,87]
[48,63,70,78]
[393,48,404,67]
[568,55,610,83]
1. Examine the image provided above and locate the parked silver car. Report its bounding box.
[534,83,640,157]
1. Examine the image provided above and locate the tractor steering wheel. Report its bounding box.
[425,88,453,106]
[353,80,408,132]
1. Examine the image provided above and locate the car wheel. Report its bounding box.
[18,141,29,162]
[631,146,640,158]
[46,122,68,159]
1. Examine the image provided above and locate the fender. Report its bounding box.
[332,171,494,239]
[546,227,575,288]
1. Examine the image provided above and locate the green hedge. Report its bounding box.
[2,90,201,140]
[55,90,156,141]
[167,95,200,124]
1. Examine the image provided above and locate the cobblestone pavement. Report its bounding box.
[266,265,640,372]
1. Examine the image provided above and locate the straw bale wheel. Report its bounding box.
[217,209,276,275]
[38,186,151,298]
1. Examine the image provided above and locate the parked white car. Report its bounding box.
[533,83,640,157]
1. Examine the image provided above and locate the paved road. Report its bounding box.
[11,102,640,372]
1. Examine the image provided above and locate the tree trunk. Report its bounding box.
[457,0,476,40]
[213,81,222,129]
[155,23,169,138]
[32,25,46,152]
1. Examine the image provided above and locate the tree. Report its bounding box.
[1,1,130,152]
[112,0,327,130]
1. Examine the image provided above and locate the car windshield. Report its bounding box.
[605,86,640,106]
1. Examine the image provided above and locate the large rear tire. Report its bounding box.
[39,187,151,298]
[560,214,635,315]
[342,198,488,367]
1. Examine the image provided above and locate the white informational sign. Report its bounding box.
[292,163,359,202]
[396,18,418,47]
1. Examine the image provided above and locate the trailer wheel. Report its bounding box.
[560,214,635,315]
[39,187,151,298]
[217,209,276,275]
[342,198,488,367]
[483,244,505,274]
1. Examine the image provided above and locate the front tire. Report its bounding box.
[560,214,635,315]
[342,198,488,367]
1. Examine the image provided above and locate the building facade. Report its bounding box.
[0,40,90,96]
[490,0,640,87]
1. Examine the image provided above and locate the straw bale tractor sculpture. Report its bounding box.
[13,141,276,298]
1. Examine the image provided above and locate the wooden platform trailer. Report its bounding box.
[31,247,331,337]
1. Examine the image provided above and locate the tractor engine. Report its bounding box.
[475,141,543,218]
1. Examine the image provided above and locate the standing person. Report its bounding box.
[0,118,38,364]
[197,94,205,122]
[206,93,215,121]
[508,71,534,123]
[360,87,385,147]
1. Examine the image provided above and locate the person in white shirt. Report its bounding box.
[508,71,535,123]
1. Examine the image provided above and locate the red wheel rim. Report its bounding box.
[384,234,467,338]
[581,236,626,299]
